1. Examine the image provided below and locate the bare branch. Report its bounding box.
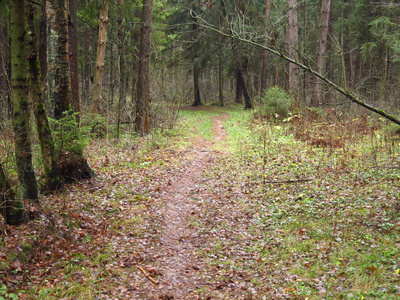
[194,14,400,126]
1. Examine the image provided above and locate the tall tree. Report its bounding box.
[27,0,60,190]
[11,0,38,204]
[68,0,80,118]
[0,23,6,127]
[52,0,94,180]
[261,0,271,94]
[91,2,109,114]
[287,0,299,96]
[191,4,202,107]
[135,0,153,135]
[342,0,352,89]
[116,0,126,140]
[53,0,73,119]
[311,0,331,107]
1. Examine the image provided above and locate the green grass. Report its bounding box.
[195,108,400,298]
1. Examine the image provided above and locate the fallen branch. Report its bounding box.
[264,178,313,184]
[193,13,400,126]
[138,266,159,285]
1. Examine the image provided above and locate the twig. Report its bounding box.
[138,266,159,285]
[264,178,313,184]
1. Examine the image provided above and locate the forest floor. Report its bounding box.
[1,105,400,299]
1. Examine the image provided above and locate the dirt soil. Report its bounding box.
[130,113,232,299]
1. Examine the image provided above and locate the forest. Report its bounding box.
[0,0,400,298]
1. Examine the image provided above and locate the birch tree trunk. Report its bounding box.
[135,0,153,135]
[311,0,331,107]
[11,0,38,205]
[287,0,299,96]
[91,3,109,114]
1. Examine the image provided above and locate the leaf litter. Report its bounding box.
[0,107,399,299]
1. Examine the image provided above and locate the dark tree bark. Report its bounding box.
[27,1,61,191]
[218,55,224,106]
[39,0,47,94]
[53,0,72,119]
[192,63,202,106]
[135,0,153,135]
[0,163,24,225]
[237,66,253,109]
[52,0,94,180]
[68,0,80,118]
[191,8,202,107]
[11,0,38,205]
[0,23,6,127]
[235,67,243,103]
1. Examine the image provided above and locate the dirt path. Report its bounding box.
[134,113,230,299]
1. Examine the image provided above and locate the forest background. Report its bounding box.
[0,0,400,298]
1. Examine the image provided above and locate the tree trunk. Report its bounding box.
[192,63,202,106]
[91,3,109,114]
[135,0,153,136]
[235,67,243,103]
[287,0,299,96]
[0,163,24,225]
[311,0,331,107]
[53,0,94,180]
[261,0,271,94]
[27,1,61,191]
[343,0,352,89]
[68,0,80,118]
[11,0,39,205]
[191,8,202,107]
[39,0,48,107]
[116,0,126,139]
[83,26,92,106]
[218,55,224,106]
[237,66,253,109]
[0,23,6,127]
[53,0,72,119]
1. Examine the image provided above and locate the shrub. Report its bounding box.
[49,110,87,156]
[260,86,293,119]
[80,113,107,138]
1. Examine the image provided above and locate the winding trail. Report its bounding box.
[137,112,230,299]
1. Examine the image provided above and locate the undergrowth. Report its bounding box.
[204,107,400,298]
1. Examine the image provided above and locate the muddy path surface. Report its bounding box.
[130,111,234,299]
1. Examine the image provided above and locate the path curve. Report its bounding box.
[138,111,229,299]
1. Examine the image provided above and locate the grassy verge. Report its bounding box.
[196,109,400,298]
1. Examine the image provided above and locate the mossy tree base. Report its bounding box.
[59,152,95,182]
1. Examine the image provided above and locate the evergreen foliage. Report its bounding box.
[260,86,293,119]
